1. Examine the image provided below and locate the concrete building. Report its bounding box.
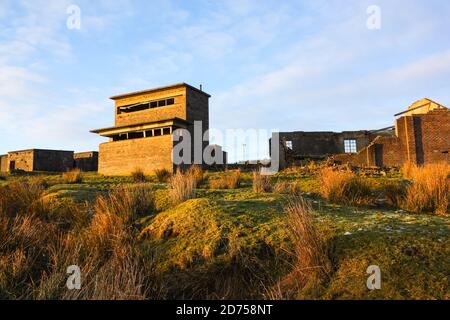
[0,149,74,173]
[91,83,213,175]
[74,151,99,172]
[272,98,449,168]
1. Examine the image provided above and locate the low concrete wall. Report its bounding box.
[99,135,174,176]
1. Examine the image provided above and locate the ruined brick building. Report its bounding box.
[91,83,223,175]
[0,149,98,173]
[272,98,450,168]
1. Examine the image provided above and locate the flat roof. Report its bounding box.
[90,117,189,135]
[110,82,211,100]
[7,148,74,154]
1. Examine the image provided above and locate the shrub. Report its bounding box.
[62,168,83,184]
[318,167,373,206]
[154,168,171,183]
[402,162,449,214]
[209,170,241,189]
[273,180,302,196]
[187,165,204,186]
[131,168,146,183]
[253,170,272,193]
[169,170,196,206]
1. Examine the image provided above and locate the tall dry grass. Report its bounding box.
[0,179,156,300]
[169,170,196,205]
[253,170,272,193]
[187,165,204,186]
[401,162,449,215]
[269,198,330,299]
[209,170,241,189]
[318,167,373,206]
[273,179,302,196]
[154,168,171,183]
[131,168,146,183]
[62,168,83,184]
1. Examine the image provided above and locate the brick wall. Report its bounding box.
[334,109,450,167]
[98,136,174,175]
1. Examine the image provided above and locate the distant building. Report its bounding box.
[74,151,99,172]
[0,149,98,173]
[91,83,225,175]
[333,99,450,167]
[271,98,450,168]
[0,149,74,173]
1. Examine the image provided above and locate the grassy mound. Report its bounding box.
[141,198,231,270]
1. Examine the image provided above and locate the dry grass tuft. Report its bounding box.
[402,162,449,215]
[318,167,373,206]
[131,168,146,183]
[209,170,241,189]
[154,168,171,183]
[270,198,330,299]
[252,170,272,193]
[169,170,196,206]
[187,165,204,186]
[273,179,302,196]
[62,168,83,184]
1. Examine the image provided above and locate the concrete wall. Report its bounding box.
[114,86,187,127]
[7,150,34,171]
[98,135,174,176]
[0,155,8,172]
[33,150,74,172]
[74,151,99,172]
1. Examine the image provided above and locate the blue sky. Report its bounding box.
[1,0,450,162]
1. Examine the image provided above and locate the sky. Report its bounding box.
[1,0,450,162]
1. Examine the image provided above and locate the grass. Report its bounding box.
[168,170,196,206]
[318,167,374,206]
[0,166,448,300]
[131,168,146,183]
[402,162,449,215]
[62,168,83,184]
[154,168,171,183]
[209,169,241,189]
[252,170,272,193]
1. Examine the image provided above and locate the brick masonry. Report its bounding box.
[334,109,450,167]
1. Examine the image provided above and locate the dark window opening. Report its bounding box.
[154,129,162,136]
[119,97,176,114]
[145,130,153,137]
[163,127,171,135]
[128,131,144,139]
